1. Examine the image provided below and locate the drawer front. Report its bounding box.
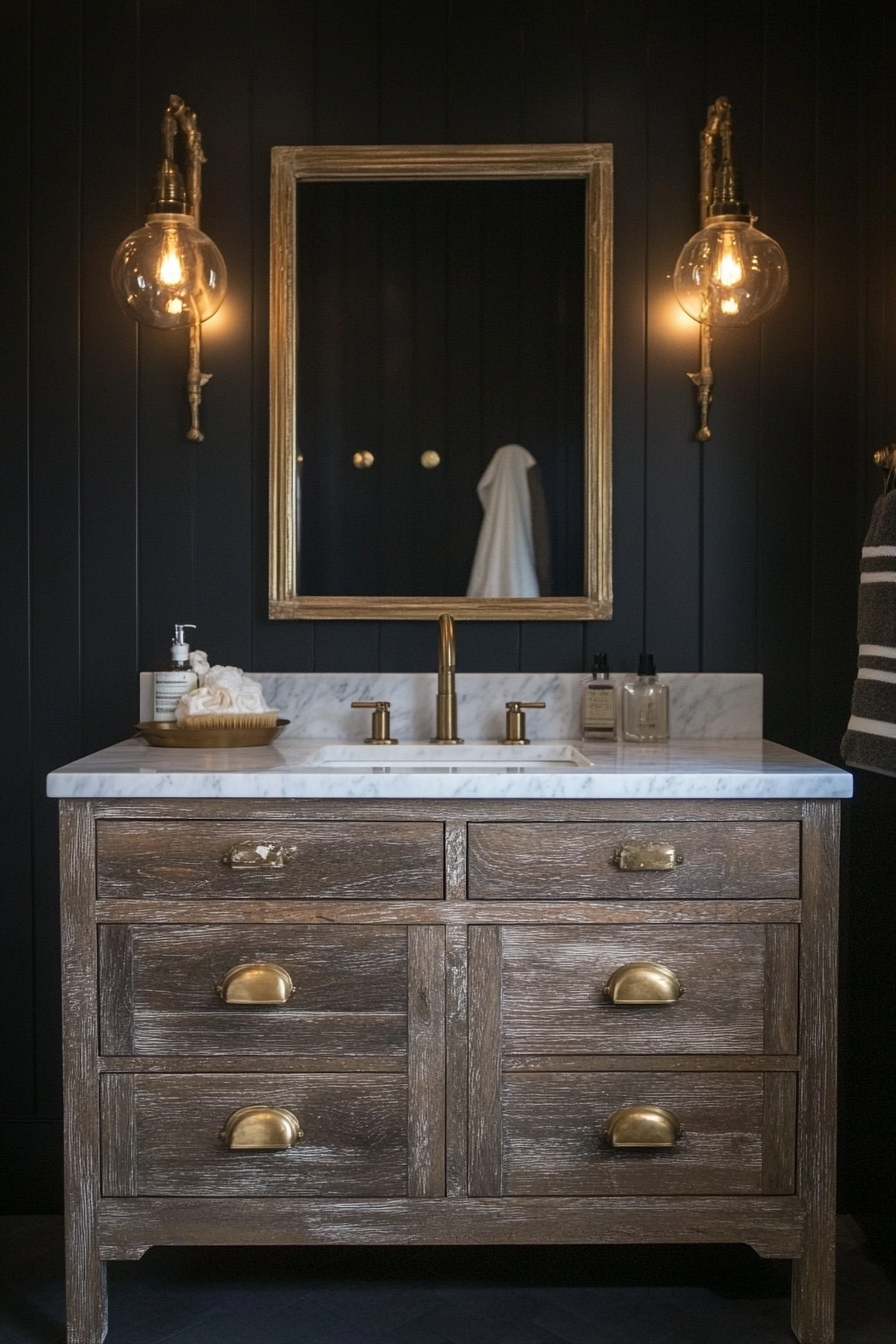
[502,1072,792,1196]
[99,925,408,1057]
[101,1073,407,1197]
[468,822,800,900]
[96,820,444,900]
[501,925,797,1056]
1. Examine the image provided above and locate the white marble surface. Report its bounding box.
[47,736,852,800]
[140,672,763,741]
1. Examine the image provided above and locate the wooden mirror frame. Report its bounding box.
[269,143,612,620]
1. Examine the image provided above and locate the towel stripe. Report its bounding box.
[846,715,896,740]
[857,668,896,684]
[860,571,896,583]
[862,545,896,557]
[859,643,896,659]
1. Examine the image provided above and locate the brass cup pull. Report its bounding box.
[220,1106,303,1150]
[612,841,683,871]
[222,842,297,870]
[217,963,295,1004]
[351,700,398,745]
[602,1105,682,1148]
[604,961,683,1005]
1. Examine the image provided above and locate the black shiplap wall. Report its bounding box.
[2,0,892,1244]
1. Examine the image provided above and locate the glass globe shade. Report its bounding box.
[673,217,788,327]
[111,213,228,330]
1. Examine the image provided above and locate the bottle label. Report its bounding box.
[154,670,198,722]
[583,685,616,731]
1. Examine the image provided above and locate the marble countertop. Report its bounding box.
[47,737,853,800]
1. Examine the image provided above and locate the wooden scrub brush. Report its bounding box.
[181,712,279,730]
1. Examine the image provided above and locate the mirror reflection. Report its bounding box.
[296,179,584,599]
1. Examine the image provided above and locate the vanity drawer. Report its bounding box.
[96,820,444,900]
[467,822,800,900]
[101,1073,407,1197]
[98,924,408,1057]
[500,924,797,1056]
[501,1071,795,1196]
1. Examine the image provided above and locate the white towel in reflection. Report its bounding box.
[467,444,540,598]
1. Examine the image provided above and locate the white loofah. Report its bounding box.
[175,665,275,724]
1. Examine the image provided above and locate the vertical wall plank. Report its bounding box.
[0,0,35,1125]
[642,0,706,671]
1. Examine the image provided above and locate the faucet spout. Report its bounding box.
[433,613,463,744]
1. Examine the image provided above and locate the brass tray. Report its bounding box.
[135,720,290,749]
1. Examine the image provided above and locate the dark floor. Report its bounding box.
[1,1217,894,1343]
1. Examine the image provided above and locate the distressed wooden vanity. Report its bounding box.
[56,774,842,1344]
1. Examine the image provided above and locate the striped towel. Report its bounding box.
[841,488,896,775]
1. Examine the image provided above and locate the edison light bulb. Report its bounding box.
[111,212,227,330]
[673,217,788,327]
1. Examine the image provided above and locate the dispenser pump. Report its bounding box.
[171,624,196,668]
[638,652,657,678]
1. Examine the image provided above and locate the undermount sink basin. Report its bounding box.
[306,742,591,770]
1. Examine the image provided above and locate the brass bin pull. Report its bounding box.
[217,963,295,1004]
[221,842,297,870]
[220,1106,303,1150]
[604,962,684,1005]
[602,1105,682,1148]
[612,842,683,871]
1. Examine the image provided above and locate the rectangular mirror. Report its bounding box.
[269,144,612,620]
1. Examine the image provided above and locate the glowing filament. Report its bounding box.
[158,229,185,287]
[712,230,745,289]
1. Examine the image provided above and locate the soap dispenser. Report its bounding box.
[622,653,669,743]
[153,624,199,722]
[581,653,617,741]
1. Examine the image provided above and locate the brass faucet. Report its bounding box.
[432,613,463,744]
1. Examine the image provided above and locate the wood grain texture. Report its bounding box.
[763,1072,798,1195]
[792,802,839,1343]
[94,897,802,926]
[468,926,502,1195]
[445,822,467,902]
[445,923,469,1198]
[114,1073,408,1198]
[60,802,108,1343]
[468,822,800,900]
[407,927,446,1196]
[501,924,768,1055]
[504,1055,800,1073]
[502,1072,764,1197]
[764,924,799,1055]
[89,798,806,824]
[98,925,134,1055]
[100,924,407,1057]
[96,1194,804,1258]
[100,1075,136,1197]
[100,1056,405,1074]
[95,820,444,900]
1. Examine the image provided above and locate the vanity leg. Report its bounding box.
[65,1242,108,1344]
[791,801,839,1344]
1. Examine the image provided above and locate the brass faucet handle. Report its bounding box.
[503,701,545,746]
[350,701,398,745]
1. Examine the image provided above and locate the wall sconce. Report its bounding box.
[673,97,788,442]
[111,95,227,441]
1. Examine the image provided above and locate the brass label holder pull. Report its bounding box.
[602,1104,682,1148]
[217,963,295,1004]
[604,962,684,1004]
[220,1106,303,1150]
[222,842,297,870]
[351,701,398,744]
[612,841,683,871]
[503,701,545,746]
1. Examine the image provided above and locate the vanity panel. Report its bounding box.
[467,821,800,900]
[501,1071,781,1197]
[101,1073,408,1198]
[95,820,445,900]
[500,924,797,1056]
[98,924,408,1058]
